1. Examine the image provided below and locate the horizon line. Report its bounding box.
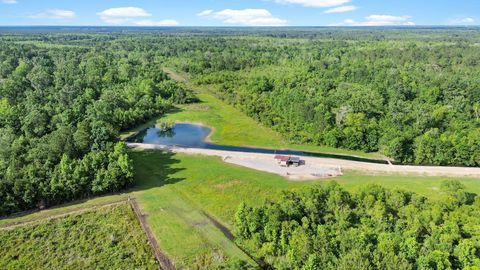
[0,25,479,28]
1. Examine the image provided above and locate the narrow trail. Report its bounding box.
[0,198,129,230]
[201,210,267,268]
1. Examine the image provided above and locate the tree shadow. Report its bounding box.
[129,150,186,191]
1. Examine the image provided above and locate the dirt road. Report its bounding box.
[128,143,480,178]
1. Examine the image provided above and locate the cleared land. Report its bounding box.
[121,68,384,160]
[224,155,342,180]
[0,203,157,269]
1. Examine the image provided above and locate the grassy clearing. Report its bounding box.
[125,68,384,160]
[0,203,157,270]
[131,150,259,267]
[132,151,310,228]
[336,171,480,200]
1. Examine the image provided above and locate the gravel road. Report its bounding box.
[127,143,480,179]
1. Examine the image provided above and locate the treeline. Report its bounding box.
[235,182,480,270]
[165,34,480,166]
[0,40,194,215]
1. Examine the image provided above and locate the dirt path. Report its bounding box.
[163,68,188,83]
[128,143,480,178]
[201,210,266,268]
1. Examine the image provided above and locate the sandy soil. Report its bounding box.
[127,143,480,179]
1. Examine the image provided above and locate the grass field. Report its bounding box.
[0,203,157,270]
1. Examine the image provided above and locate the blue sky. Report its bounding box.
[0,0,479,26]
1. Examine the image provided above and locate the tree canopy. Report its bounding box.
[235,181,480,270]
[0,35,194,216]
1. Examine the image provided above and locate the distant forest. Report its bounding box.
[164,28,480,166]
[1,27,479,215]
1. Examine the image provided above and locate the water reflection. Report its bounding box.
[129,123,211,148]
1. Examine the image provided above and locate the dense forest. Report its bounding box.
[235,181,480,270]
[163,30,480,166]
[0,35,195,215]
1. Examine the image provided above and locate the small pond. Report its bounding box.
[128,123,389,165]
[129,123,211,148]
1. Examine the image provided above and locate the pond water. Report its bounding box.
[129,123,211,148]
[128,123,389,164]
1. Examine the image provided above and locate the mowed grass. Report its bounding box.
[131,151,480,231]
[129,150,298,267]
[132,151,310,228]
[0,203,157,270]
[134,68,384,160]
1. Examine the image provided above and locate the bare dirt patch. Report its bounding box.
[186,103,211,111]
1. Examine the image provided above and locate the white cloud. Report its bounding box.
[335,15,415,26]
[324,5,357,14]
[197,10,213,17]
[448,17,475,25]
[97,7,178,26]
[134,19,179,26]
[2,0,17,4]
[198,8,287,26]
[98,7,151,18]
[274,0,351,8]
[29,9,76,19]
